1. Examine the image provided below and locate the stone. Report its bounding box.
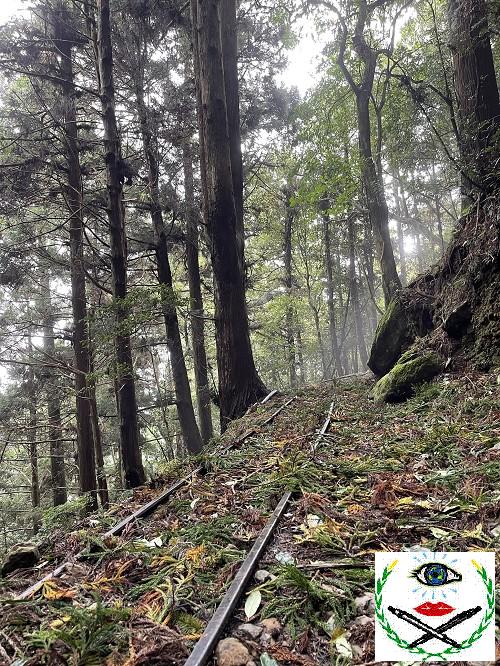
[1,544,39,576]
[372,352,444,403]
[353,592,375,615]
[443,300,472,338]
[215,638,251,666]
[368,298,413,376]
[259,618,282,638]
[254,569,272,583]
[236,623,263,640]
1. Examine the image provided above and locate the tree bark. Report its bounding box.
[357,92,401,305]
[27,332,40,533]
[220,0,245,267]
[448,0,500,198]
[283,189,297,387]
[348,216,368,368]
[319,200,343,376]
[41,279,67,506]
[392,175,408,286]
[97,0,145,487]
[55,24,99,508]
[336,0,401,306]
[134,74,203,455]
[193,0,267,427]
[183,143,214,444]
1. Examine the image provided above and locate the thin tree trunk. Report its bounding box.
[348,217,368,368]
[357,94,401,305]
[56,27,98,508]
[134,74,203,455]
[295,322,306,385]
[41,279,67,506]
[27,332,40,533]
[87,322,109,508]
[319,200,343,376]
[392,174,408,286]
[283,189,297,387]
[193,0,266,427]
[183,142,214,444]
[97,0,145,487]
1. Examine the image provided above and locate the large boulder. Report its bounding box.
[372,352,444,403]
[368,295,434,376]
[1,544,39,576]
[368,298,413,376]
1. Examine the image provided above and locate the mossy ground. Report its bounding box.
[0,373,499,665]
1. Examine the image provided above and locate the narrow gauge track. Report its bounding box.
[184,402,336,666]
[15,389,296,601]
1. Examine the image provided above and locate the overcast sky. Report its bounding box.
[0,0,22,24]
[0,0,320,94]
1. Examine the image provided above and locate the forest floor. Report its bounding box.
[0,372,499,666]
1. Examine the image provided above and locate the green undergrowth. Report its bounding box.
[1,375,499,665]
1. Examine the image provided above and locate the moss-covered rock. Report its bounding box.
[372,353,444,403]
[368,298,413,376]
[1,544,39,576]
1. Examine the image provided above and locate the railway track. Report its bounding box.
[183,402,336,665]
[14,389,298,602]
[10,389,337,666]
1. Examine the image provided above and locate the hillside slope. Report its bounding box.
[0,373,499,665]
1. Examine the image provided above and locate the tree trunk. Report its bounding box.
[27,333,40,533]
[41,279,67,506]
[283,191,297,387]
[357,93,401,305]
[183,143,214,444]
[392,175,408,286]
[87,324,109,508]
[448,0,500,198]
[56,28,99,508]
[220,0,245,267]
[319,201,343,375]
[193,0,267,427]
[348,217,368,368]
[296,322,306,384]
[134,77,203,455]
[97,0,145,487]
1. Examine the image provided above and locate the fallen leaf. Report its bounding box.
[333,632,353,658]
[244,589,262,619]
[42,581,77,601]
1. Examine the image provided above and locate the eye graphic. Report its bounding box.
[412,562,461,587]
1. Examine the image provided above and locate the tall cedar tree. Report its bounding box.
[52,5,100,507]
[191,0,267,427]
[132,21,203,455]
[96,0,145,487]
[183,142,214,444]
[448,0,500,199]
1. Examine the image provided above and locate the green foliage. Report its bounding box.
[27,596,130,665]
[42,496,94,533]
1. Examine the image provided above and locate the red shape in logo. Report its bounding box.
[414,602,455,617]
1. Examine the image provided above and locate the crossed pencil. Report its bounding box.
[388,605,481,649]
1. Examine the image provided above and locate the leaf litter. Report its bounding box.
[0,374,498,665]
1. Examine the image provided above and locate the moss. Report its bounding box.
[368,297,413,376]
[372,352,444,403]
